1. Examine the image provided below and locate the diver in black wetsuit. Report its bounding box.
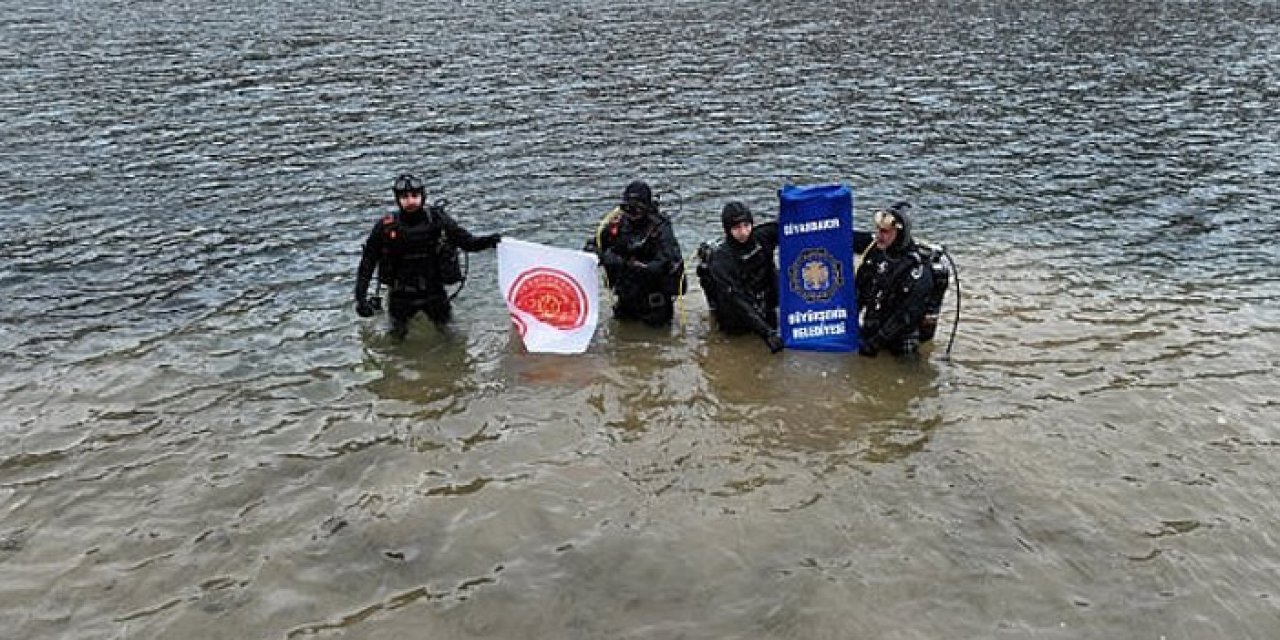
[854,202,934,357]
[354,174,501,339]
[697,202,785,353]
[585,180,685,327]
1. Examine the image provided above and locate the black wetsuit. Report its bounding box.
[699,221,780,338]
[587,209,685,327]
[855,217,933,356]
[355,205,498,337]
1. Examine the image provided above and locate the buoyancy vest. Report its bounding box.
[378,206,464,290]
[605,212,685,300]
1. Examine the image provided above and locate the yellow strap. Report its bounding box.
[856,240,876,270]
[594,207,622,303]
[676,264,688,328]
[594,207,622,259]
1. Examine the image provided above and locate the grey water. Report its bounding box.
[2,1,1279,638]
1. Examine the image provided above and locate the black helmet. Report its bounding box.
[621,180,654,211]
[392,174,425,196]
[721,201,754,234]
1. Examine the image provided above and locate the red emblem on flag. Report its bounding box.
[508,267,589,331]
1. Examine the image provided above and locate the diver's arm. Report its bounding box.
[355,223,382,302]
[441,210,500,252]
[708,253,774,338]
[630,221,681,276]
[854,254,876,311]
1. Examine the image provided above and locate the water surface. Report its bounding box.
[2,1,1278,638]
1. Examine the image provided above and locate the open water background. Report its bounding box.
[2,1,1279,638]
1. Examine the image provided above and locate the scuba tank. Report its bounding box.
[914,242,961,359]
[429,200,471,302]
[916,243,951,342]
[430,201,465,286]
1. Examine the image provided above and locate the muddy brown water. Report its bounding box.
[2,1,1278,638]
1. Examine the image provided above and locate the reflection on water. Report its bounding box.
[360,324,480,407]
[2,0,1279,638]
[702,335,945,465]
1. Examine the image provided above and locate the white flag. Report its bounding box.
[497,239,600,354]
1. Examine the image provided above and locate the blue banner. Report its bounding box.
[777,184,859,352]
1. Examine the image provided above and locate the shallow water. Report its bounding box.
[2,1,1279,638]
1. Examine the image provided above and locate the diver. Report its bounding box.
[696,201,785,353]
[584,180,686,327]
[354,174,502,339]
[854,201,934,357]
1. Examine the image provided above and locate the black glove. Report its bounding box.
[483,233,502,249]
[858,341,878,358]
[355,297,376,318]
[696,241,713,263]
[900,336,919,355]
[764,331,784,354]
[600,249,624,269]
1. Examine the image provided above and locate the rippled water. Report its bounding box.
[3,1,1279,638]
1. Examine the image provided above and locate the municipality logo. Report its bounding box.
[787,247,844,303]
[508,267,590,334]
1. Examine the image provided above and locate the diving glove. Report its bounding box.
[764,331,785,354]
